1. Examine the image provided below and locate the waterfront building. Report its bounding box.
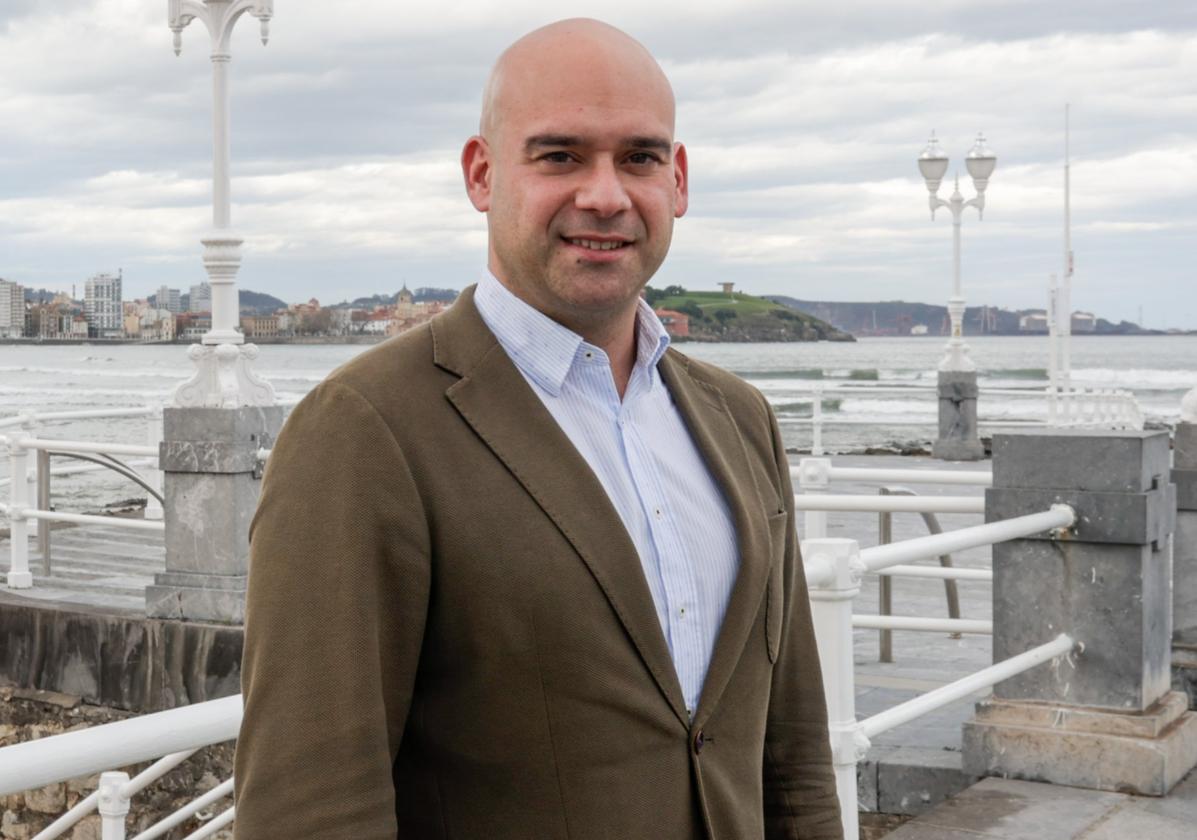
[1072,311,1097,333]
[1019,311,1049,333]
[140,309,176,342]
[654,307,691,338]
[178,314,212,340]
[328,307,353,335]
[0,278,25,338]
[156,285,182,314]
[189,282,212,313]
[395,284,415,320]
[362,311,391,334]
[240,315,279,339]
[83,271,123,338]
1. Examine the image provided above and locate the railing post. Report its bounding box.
[964,429,1197,795]
[97,771,130,840]
[6,430,32,589]
[812,383,825,457]
[805,537,867,840]
[877,493,894,663]
[144,403,165,522]
[36,448,50,575]
[796,457,831,541]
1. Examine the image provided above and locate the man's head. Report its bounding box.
[462,19,687,338]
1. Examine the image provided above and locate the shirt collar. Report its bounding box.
[475,271,671,398]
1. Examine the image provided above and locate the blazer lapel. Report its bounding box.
[658,350,772,726]
[432,288,689,727]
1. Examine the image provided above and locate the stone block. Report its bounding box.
[992,430,1171,494]
[934,371,984,461]
[992,539,1172,710]
[68,816,101,840]
[24,784,64,814]
[986,485,1175,546]
[1174,469,1197,512]
[145,577,246,625]
[875,747,979,816]
[163,405,284,446]
[0,601,243,712]
[162,472,258,577]
[936,371,979,399]
[159,440,259,474]
[1175,423,1197,469]
[856,747,884,812]
[1176,510,1197,641]
[1,809,33,840]
[1171,647,1197,710]
[962,692,1197,795]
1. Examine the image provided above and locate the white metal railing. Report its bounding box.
[0,695,241,840]
[0,502,1079,840]
[804,501,1078,839]
[784,382,1142,455]
[1,406,166,590]
[793,456,993,546]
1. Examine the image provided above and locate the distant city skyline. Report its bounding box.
[1,2,1194,328]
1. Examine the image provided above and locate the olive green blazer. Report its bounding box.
[234,286,841,839]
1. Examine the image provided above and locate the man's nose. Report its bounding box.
[574,159,633,217]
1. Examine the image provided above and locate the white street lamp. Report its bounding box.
[168,0,275,408]
[918,132,996,372]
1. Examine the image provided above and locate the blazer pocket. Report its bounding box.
[765,510,788,663]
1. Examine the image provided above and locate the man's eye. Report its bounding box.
[627,152,660,165]
[540,151,574,164]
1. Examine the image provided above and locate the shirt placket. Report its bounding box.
[618,393,705,713]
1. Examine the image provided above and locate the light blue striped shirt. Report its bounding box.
[475,273,739,715]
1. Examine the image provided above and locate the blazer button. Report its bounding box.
[693,730,705,754]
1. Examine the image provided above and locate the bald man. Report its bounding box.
[235,19,842,840]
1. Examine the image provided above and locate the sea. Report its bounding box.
[1,335,1194,513]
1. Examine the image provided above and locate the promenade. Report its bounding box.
[2,452,1194,838]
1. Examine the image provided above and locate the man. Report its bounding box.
[235,18,841,839]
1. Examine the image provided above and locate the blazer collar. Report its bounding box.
[657,349,772,726]
[432,288,771,730]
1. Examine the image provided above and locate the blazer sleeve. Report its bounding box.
[761,400,845,839]
[234,380,431,839]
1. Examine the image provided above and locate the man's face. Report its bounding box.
[463,38,688,329]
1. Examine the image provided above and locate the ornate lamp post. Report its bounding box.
[146,1,284,624]
[918,132,996,372]
[168,0,275,408]
[918,133,996,461]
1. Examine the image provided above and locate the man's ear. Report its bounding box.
[462,136,492,212]
[673,141,689,218]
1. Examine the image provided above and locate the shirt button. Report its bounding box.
[693,730,706,754]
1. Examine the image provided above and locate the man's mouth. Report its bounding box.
[564,237,632,251]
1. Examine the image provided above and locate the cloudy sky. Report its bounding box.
[2,1,1194,326]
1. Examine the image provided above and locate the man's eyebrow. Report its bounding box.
[522,134,673,155]
[627,136,672,154]
[524,134,583,153]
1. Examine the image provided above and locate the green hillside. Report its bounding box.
[645,286,854,342]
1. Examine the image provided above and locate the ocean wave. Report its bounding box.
[0,365,185,379]
[768,398,843,415]
[1068,368,1197,390]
